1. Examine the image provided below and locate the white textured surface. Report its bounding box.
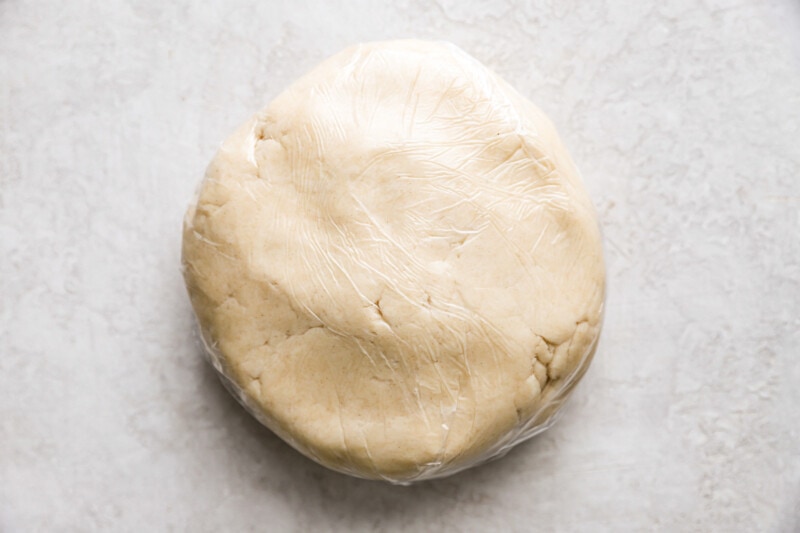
[1,0,799,530]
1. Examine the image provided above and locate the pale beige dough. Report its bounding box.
[182,40,605,482]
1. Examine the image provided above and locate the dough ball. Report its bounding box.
[182,40,605,483]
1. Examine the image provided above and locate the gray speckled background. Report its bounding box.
[2,0,799,531]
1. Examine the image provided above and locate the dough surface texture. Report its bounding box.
[182,40,605,482]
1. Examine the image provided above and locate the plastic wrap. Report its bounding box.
[182,40,605,484]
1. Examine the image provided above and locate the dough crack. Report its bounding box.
[373,297,389,326]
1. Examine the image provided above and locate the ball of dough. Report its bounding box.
[183,40,604,483]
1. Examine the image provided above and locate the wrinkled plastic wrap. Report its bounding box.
[182,40,605,484]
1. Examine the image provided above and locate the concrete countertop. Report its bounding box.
[2,0,799,530]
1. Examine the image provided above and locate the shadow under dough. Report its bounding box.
[194,343,548,526]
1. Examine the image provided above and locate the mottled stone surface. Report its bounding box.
[1,0,799,531]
